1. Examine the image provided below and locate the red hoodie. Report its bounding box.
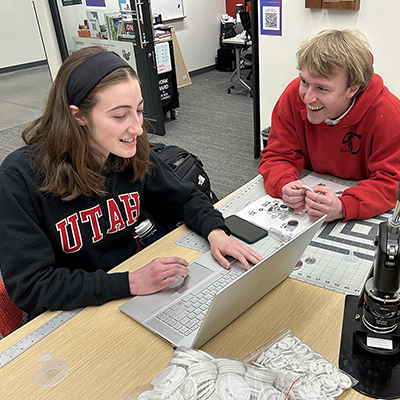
[259,74,400,221]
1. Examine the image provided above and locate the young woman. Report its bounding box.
[0,46,261,320]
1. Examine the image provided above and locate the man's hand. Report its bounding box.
[208,228,262,270]
[282,180,306,211]
[304,185,344,222]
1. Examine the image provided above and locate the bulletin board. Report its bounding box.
[151,0,185,21]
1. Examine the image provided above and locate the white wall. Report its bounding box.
[0,0,225,74]
[0,0,46,68]
[258,2,400,131]
[171,0,226,72]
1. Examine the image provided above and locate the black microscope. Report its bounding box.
[339,184,400,398]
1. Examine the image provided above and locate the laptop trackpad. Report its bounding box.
[120,262,215,322]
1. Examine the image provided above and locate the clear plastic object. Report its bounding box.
[33,352,70,387]
[343,249,360,265]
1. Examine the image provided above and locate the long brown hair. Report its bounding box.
[22,46,151,201]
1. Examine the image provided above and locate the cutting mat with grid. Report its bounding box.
[175,174,388,295]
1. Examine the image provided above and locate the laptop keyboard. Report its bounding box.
[154,262,245,336]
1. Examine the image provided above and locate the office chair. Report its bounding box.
[0,279,23,337]
[225,4,252,96]
[239,10,252,81]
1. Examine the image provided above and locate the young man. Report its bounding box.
[259,29,400,222]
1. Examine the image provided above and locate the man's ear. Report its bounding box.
[347,85,360,99]
[69,105,87,126]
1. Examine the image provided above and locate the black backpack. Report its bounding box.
[151,143,219,204]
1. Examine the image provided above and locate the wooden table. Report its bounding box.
[0,223,373,399]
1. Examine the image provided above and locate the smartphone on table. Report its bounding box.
[224,215,268,244]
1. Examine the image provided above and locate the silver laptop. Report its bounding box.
[120,216,325,348]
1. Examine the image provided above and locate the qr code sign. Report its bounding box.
[263,6,279,31]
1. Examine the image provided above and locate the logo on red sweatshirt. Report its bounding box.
[341,132,362,154]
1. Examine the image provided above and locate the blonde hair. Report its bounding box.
[296,29,374,93]
[22,46,151,201]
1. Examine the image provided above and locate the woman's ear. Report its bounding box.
[69,105,87,126]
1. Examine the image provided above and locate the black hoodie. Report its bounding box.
[0,147,225,316]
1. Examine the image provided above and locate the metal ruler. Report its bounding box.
[218,174,265,217]
[0,307,84,369]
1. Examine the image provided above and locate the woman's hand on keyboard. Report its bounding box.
[207,228,262,270]
[128,257,189,295]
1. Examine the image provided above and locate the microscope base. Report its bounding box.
[339,295,400,399]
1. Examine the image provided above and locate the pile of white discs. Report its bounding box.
[250,334,354,399]
[138,347,289,399]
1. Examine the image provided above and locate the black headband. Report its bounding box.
[66,51,131,106]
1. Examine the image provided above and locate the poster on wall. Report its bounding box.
[155,42,172,74]
[119,0,131,11]
[260,0,282,36]
[73,37,137,71]
[85,0,106,7]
